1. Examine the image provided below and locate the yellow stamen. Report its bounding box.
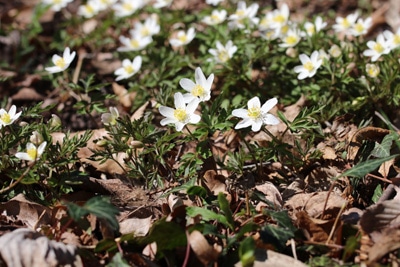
[217,50,229,62]
[27,147,37,160]
[373,43,384,53]
[124,65,134,74]
[178,34,187,43]
[130,39,139,48]
[191,85,205,97]
[55,58,66,68]
[304,61,314,72]
[247,107,261,119]
[1,113,11,124]
[174,108,188,122]
[285,35,298,45]
[273,14,285,24]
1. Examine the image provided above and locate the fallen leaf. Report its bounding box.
[234,249,308,267]
[255,181,283,209]
[188,230,221,266]
[202,169,227,196]
[359,199,400,234]
[119,216,152,236]
[0,228,83,267]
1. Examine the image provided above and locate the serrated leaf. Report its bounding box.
[338,154,398,179]
[186,206,230,228]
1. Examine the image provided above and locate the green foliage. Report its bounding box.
[65,196,120,232]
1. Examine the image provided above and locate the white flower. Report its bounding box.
[159,92,201,132]
[179,67,214,103]
[114,56,142,81]
[45,47,76,73]
[78,1,101,18]
[93,0,117,11]
[169,28,196,47]
[329,44,342,58]
[206,0,223,5]
[366,63,380,78]
[302,16,327,37]
[101,107,119,125]
[268,3,290,30]
[15,142,47,162]
[279,28,301,48]
[42,0,73,12]
[232,97,279,132]
[208,40,237,63]
[30,131,44,146]
[228,1,259,29]
[349,17,372,36]
[332,11,358,34]
[0,105,22,128]
[112,0,145,17]
[294,51,323,80]
[153,0,173,8]
[383,28,400,50]
[133,16,160,38]
[117,32,153,52]
[363,33,391,62]
[202,10,227,25]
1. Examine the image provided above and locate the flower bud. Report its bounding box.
[30,131,44,145]
[48,114,62,128]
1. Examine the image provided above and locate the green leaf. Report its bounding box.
[106,252,130,267]
[259,224,295,250]
[187,186,208,198]
[218,192,235,230]
[142,218,186,251]
[338,154,398,179]
[372,184,383,204]
[239,236,255,267]
[186,206,230,228]
[370,132,397,158]
[66,196,120,231]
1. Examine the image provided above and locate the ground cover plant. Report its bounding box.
[1,0,400,266]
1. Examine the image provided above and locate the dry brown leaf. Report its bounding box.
[359,199,400,234]
[285,191,346,220]
[90,52,121,75]
[0,228,82,267]
[234,249,308,267]
[119,216,152,236]
[202,170,227,196]
[367,228,400,264]
[188,230,221,266]
[12,87,44,101]
[295,210,330,243]
[0,194,52,229]
[305,165,342,192]
[112,82,137,109]
[255,181,283,209]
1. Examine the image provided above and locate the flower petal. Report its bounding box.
[261,98,278,113]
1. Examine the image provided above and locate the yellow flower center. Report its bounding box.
[55,58,66,68]
[122,3,133,11]
[192,85,205,97]
[53,0,62,4]
[273,14,285,24]
[178,34,188,43]
[354,23,364,33]
[85,4,94,14]
[130,39,139,48]
[1,113,11,124]
[211,14,220,22]
[141,27,150,37]
[247,107,261,119]
[174,108,188,122]
[307,25,315,34]
[341,18,350,28]
[304,61,314,72]
[217,50,229,62]
[285,35,298,45]
[124,65,134,74]
[27,147,37,160]
[236,10,245,17]
[374,43,384,53]
[393,35,400,46]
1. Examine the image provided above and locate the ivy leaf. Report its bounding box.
[370,132,397,158]
[218,192,235,230]
[186,206,230,228]
[66,196,120,231]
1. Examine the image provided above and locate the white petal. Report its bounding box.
[195,67,206,85]
[261,98,278,113]
[174,93,186,109]
[160,117,176,126]
[247,96,261,109]
[299,54,310,65]
[159,106,175,118]
[37,142,47,156]
[186,98,200,114]
[263,114,280,125]
[251,121,262,132]
[293,65,304,73]
[189,114,201,124]
[235,118,253,129]
[179,78,195,91]
[232,108,248,118]
[175,122,185,131]
[15,152,32,161]
[297,72,309,80]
